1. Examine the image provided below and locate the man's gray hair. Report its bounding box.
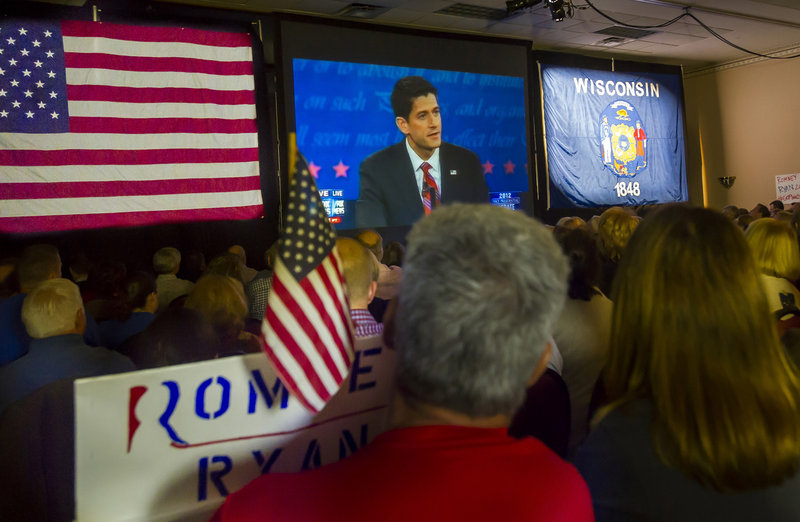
[153,247,181,275]
[395,204,568,417]
[22,278,84,339]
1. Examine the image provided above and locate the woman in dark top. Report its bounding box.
[577,205,800,521]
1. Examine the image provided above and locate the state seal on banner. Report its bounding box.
[599,101,647,177]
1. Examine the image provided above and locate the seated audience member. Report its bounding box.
[381,240,405,267]
[770,199,785,217]
[205,253,245,284]
[82,259,127,323]
[596,207,638,296]
[736,213,755,231]
[178,249,206,283]
[213,204,593,522]
[246,243,278,321]
[555,216,587,230]
[356,229,402,300]
[577,206,800,521]
[336,238,382,338]
[0,279,134,414]
[153,247,194,312]
[228,244,258,283]
[720,204,739,220]
[551,226,612,458]
[745,218,800,313]
[775,209,793,224]
[185,274,261,357]
[0,244,61,366]
[97,271,158,350]
[120,307,220,368]
[750,202,770,219]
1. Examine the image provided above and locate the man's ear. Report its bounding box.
[526,341,553,387]
[395,116,409,135]
[366,280,378,305]
[75,307,87,335]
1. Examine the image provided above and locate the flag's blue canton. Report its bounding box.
[280,153,336,282]
[0,21,69,133]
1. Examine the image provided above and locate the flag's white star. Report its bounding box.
[25,110,33,118]
[37,101,46,108]
[6,37,15,45]
[0,89,6,97]
[50,111,59,119]
[45,50,54,58]
[12,100,21,108]
[35,80,43,88]
[43,30,52,38]
[0,110,7,118]
[0,68,4,76]
[10,79,19,87]
[33,60,42,68]
[23,89,32,97]
[47,70,55,78]
[18,28,27,36]
[22,69,31,77]
[8,58,17,66]
[49,90,57,98]
[32,40,41,47]
[20,48,29,57]
[0,48,4,55]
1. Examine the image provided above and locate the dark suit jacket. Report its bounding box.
[356,141,489,227]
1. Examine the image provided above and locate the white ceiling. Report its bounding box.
[153,0,800,71]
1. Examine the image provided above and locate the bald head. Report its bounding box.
[355,230,383,261]
[227,245,247,264]
[337,238,378,308]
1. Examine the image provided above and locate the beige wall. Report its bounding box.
[684,58,800,210]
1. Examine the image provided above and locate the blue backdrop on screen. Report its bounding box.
[292,59,529,228]
[541,65,687,207]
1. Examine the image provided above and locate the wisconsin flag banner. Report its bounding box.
[0,19,263,233]
[261,144,354,412]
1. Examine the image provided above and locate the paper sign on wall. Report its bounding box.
[75,336,394,521]
[776,173,800,203]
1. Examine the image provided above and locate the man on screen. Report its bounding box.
[356,76,488,228]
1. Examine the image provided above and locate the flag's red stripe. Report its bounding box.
[61,20,251,48]
[283,273,345,385]
[313,255,354,363]
[259,333,317,412]
[64,52,254,75]
[69,117,256,134]
[67,85,255,105]
[265,291,332,404]
[1,176,260,199]
[0,205,264,234]
[0,148,259,166]
[298,268,349,377]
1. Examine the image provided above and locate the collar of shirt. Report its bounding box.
[405,138,441,203]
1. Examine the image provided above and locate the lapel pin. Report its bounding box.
[450,169,457,176]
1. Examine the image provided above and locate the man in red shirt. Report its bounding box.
[213,204,594,522]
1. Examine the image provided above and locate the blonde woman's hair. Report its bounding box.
[745,218,800,281]
[597,207,639,261]
[600,205,800,491]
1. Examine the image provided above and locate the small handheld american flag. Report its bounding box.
[261,137,355,412]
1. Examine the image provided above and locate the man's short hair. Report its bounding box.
[391,76,438,120]
[21,278,84,339]
[153,247,181,275]
[395,204,568,418]
[771,200,785,211]
[336,238,378,303]
[17,244,60,290]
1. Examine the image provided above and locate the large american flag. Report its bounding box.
[262,150,354,412]
[0,19,263,234]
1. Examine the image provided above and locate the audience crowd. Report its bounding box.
[2,198,800,520]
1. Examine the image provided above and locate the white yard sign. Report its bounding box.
[75,337,394,521]
[775,173,800,204]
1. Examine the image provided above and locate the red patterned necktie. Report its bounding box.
[421,161,440,215]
